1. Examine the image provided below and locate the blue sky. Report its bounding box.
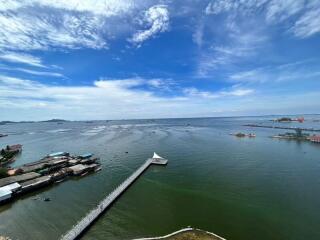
[0,0,319,121]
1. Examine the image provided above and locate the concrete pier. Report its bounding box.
[60,153,168,240]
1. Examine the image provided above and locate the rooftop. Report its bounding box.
[0,172,40,187]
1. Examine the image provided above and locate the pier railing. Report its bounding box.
[60,158,166,240]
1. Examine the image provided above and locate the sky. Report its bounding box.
[0,0,320,121]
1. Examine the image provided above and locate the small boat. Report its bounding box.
[43,197,51,202]
[80,172,88,177]
[95,167,102,172]
[55,178,65,184]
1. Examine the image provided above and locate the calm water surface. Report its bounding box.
[0,117,319,240]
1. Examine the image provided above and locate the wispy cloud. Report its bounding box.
[0,52,46,67]
[0,9,108,51]
[229,60,320,83]
[291,7,320,38]
[197,21,268,77]
[265,0,305,23]
[130,5,170,46]
[205,0,268,15]
[0,65,64,78]
[0,1,172,52]
[184,86,254,99]
[0,0,155,51]
[0,75,40,88]
[205,0,320,39]
[0,0,136,16]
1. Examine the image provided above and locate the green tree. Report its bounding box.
[0,168,8,178]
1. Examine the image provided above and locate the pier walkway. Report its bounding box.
[60,153,168,240]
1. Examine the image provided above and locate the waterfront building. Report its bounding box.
[310,135,320,143]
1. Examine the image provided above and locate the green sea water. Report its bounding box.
[0,117,319,240]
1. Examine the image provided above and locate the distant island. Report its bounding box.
[0,121,17,125]
[0,119,69,125]
[40,119,68,123]
[272,117,304,123]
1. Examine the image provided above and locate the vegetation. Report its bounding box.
[1,148,17,161]
[235,132,246,137]
[0,167,8,178]
[276,117,292,122]
[0,145,21,166]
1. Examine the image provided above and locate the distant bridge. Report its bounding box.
[60,153,168,240]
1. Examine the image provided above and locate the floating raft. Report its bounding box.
[60,153,168,240]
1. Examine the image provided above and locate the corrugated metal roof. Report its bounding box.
[0,188,12,199]
[1,182,21,192]
[0,172,41,187]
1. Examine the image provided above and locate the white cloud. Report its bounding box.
[198,0,320,77]
[0,74,257,120]
[229,61,320,83]
[225,88,254,96]
[197,23,267,77]
[0,1,171,51]
[205,0,320,39]
[230,69,266,83]
[130,5,169,45]
[192,20,204,47]
[0,52,46,67]
[291,8,320,38]
[0,65,64,77]
[265,0,305,23]
[0,51,65,77]
[205,0,268,15]
[0,0,135,17]
[205,0,236,15]
[0,10,108,51]
[184,87,254,99]
[0,0,151,51]
[0,75,40,88]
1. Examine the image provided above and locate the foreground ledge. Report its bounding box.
[133,227,226,240]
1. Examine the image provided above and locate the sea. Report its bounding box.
[0,116,319,240]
